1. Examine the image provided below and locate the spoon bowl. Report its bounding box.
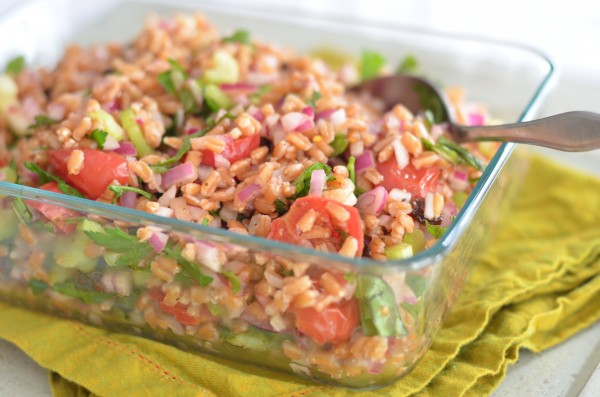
[352,74,600,152]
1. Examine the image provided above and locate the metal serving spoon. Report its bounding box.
[352,75,600,152]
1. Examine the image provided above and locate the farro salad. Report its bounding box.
[0,13,497,387]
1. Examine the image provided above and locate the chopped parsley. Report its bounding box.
[28,115,59,130]
[250,84,272,105]
[292,162,333,199]
[396,54,419,74]
[307,91,322,110]
[157,58,200,114]
[23,162,84,198]
[274,199,287,216]
[425,220,448,239]
[90,129,108,149]
[5,55,25,75]
[52,280,113,304]
[164,246,213,287]
[422,137,485,172]
[356,275,407,337]
[108,185,153,204]
[201,218,209,226]
[28,279,49,296]
[223,271,241,294]
[359,50,386,81]
[11,197,33,224]
[343,272,356,285]
[236,213,250,222]
[330,134,349,156]
[85,226,155,268]
[223,30,251,45]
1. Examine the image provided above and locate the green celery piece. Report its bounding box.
[356,275,407,337]
[89,109,124,140]
[203,50,239,84]
[203,84,233,111]
[403,229,426,254]
[330,134,349,156]
[385,242,414,260]
[360,50,386,81]
[120,108,154,157]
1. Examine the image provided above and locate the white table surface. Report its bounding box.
[0,1,599,396]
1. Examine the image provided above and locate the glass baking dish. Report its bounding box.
[0,0,554,389]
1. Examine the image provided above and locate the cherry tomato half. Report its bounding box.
[377,159,440,198]
[200,133,260,168]
[293,298,360,345]
[26,182,80,233]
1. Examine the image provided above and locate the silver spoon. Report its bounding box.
[352,75,600,152]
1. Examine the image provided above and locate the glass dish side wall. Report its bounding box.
[0,150,525,389]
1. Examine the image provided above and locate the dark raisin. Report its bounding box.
[410,197,442,225]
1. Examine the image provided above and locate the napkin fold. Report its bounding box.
[1,152,599,397]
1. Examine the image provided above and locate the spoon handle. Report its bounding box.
[455,111,600,152]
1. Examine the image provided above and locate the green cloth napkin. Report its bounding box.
[1,153,599,397]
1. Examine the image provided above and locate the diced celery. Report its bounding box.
[385,242,413,260]
[120,108,153,157]
[132,270,152,287]
[203,51,239,84]
[203,84,232,111]
[89,109,124,141]
[54,233,97,273]
[77,218,103,234]
[403,229,426,254]
[0,208,18,241]
[452,191,468,208]
[227,328,269,352]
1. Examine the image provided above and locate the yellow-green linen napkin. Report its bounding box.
[1,153,599,397]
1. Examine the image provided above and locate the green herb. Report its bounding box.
[307,91,322,110]
[343,272,356,285]
[63,216,87,225]
[157,70,176,95]
[292,162,332,199]
[279,268,294,277]
[157,59,200,113]
[274,199,287,216]
[201,218,209,226]
[337,229,350,243]
[425,220,448,238]
[82,87,92,97]
[108,185,153,204]
[405,273,427,297]
[330,134,349,156]
[356,275,407,337]
[5,55,25,75]
[28,279,48,296]
[52,280,113,304]
[236,213,250,222]
[438,136,485,171]
[23,162,84,198]
[209,208,221,218]
[28,115,59,130]
[423,110,435,132]
[250,85,272,105]
[180,86,200,114]
[150,140,191,173]
[85,226,154,268]
[360,50,386,81]
[164,246,213,287]
[11,198,33,224]
[347,156,356,186]
[207,302,227,317]
[223,30,251,45]
[30,221,54,233]
[90,129,108,149]
[223,271,241,294]
[396,54,419,74]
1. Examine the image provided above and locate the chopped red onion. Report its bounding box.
[195,241,222,272]
[430,124,446,140]
[308,169,326,197]
[315,109,336,120]
[330,108,346,127]
[251,110,264,122]
[47,103,65,120]
[356,186,388,215]
[246,72,278,85]
[220,82,257,93]
[236,183,261,202]
[355,150,375,173]
[389,188,411,203]
[197,165,213,181]
[148,232,169,253]
[468,112,485,126]
[155,206,174,218]
[135,117,144,126]
[100,272,132,297]
[102,135,120,151]
[120,190,137,209]
[392,139,409,169]
[265,114,280,129]
[349,140,364,157]
[301,106,314,118]
[241,311,275,332]
[103,99,121,113]
[186,126,200,135]
[441,201,458,227]
[281,112,313,133]
[113,141,137,156]
[161,162,198,190]
[213,154,231,169]
[449,170,469,191]
[22,97,42,120]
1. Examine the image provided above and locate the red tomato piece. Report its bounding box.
[49,148,129,199]
[268,196,364,256]
[377,159,441,198]
[26,182,80,233]
[149,288,211,326]
[200,133,260,168]
[293,298,360,344]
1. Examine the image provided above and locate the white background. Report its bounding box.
[0,1,599,396]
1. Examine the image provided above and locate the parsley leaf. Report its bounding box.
[157,70,176,95]
[292,162,332,199]
[85,226,154,268]
[307,91,322,110]
[28,279,49,296]
[5,55,25,75]
[223,271,241,294]
[164,246,213,287]
[396,54,419,74]
[90,129,108,149]
[52,280,113,304]
[274,199,287,216]
[356,275,407,337]
[28,115,59,130]
[236,213,249,222]
[343,272,356,285]
[223,30,251,45]
[330,134,349,156]
[108,185,153,204]
[360,50,386,81]
[422,137,485,172]
[149,139,191,173]
[425,220,448,238]
[202,218,209,226]
[23,162,84,198]
[347,156,356,186]
[12,197,33,224]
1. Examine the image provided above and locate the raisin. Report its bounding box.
[410,197,442,226]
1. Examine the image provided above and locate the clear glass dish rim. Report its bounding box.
[0,0,555,271]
